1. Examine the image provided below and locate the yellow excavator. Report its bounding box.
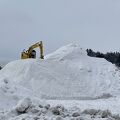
[21,41,44,59]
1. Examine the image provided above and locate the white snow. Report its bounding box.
[0,43,120,119]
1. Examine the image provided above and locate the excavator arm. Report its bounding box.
[21,41,44,59]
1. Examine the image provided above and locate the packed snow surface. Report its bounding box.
[1,44,120,119]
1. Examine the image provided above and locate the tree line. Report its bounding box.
[86,49,120,67]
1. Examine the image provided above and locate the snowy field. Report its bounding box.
[0,44,120,119]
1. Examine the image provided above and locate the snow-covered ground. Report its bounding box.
[0,44,120,119]
[1,97,120,120]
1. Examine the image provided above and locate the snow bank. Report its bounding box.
[0,43,120,111]
[1,44,120,100]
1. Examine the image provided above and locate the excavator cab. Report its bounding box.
[21,41,44,59]
[30,50,36,58]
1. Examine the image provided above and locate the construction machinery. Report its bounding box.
[21,41,44,59]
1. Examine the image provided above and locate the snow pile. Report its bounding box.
[1,97,120,120]
[1,43,120,118]
[0,44,120,101]
[45,44,87,60]
[0,44,120,99]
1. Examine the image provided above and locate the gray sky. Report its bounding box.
[0,0,120,60]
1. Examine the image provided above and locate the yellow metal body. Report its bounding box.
[21,41,44,59]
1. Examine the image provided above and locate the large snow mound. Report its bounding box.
[0,43,120,102]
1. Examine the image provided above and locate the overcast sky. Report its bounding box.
[0,0,120,61]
